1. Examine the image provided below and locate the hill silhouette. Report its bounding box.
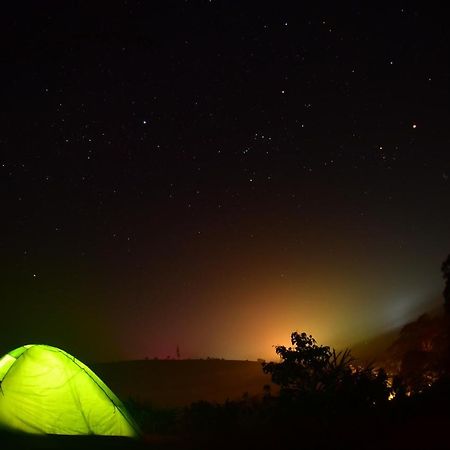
[350,328,401,363]
[92,359,274,407]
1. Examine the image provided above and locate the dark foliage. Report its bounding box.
[262,331,390,409]
[124,399,180,436]
[384,313,449,392]
[379,254,450,393]
[122,330,450,449]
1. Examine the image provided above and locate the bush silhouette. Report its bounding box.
[262,331,390,408]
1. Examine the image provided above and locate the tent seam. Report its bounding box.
[0,346,31,388]
[55,348,139,435]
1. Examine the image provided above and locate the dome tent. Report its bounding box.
[0,344,139,437]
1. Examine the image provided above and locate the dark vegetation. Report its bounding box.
[124,253,450,449]
[2,254,450,449]
[123,329,450,449]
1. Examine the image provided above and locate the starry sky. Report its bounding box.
[1,2,449,362]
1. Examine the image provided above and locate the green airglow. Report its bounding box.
[0,344,139,437]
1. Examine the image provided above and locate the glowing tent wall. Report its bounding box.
[0,344,138,437]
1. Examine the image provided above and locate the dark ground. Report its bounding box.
[4,392,450,450]
[3,415,450,450]
[92,359,274,407]
[3,360,450,449]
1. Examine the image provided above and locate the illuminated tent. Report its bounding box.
[0,344,139,437]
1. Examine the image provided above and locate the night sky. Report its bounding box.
[1,2,449,362]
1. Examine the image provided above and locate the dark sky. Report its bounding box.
[1,2,449,362]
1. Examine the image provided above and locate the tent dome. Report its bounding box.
[0,344,139,437]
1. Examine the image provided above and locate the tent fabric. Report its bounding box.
[0,344,139,437]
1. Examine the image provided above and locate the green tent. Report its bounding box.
[0,344,139,437]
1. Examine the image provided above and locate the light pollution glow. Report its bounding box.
[117,258,442,362]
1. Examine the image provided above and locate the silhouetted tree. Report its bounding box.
[262,332,342,395]
[263,331,390,407]
[442,254,450,314]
